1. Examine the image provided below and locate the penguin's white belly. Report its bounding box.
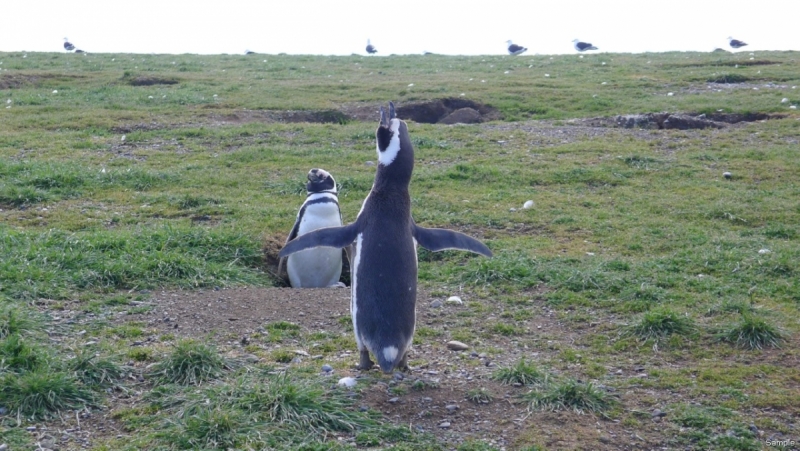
[287,202,343,288]
[287,247,342,288]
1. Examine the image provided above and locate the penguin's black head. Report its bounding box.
[375,102,413,173]
[306,168,337,194]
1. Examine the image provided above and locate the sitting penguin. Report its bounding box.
[280,168,345,288]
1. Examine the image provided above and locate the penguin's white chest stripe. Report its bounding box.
[377,119,402,166]
[298,201,341,234]
[351,233,364,349]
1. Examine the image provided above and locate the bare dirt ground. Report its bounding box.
[95,286,677,450]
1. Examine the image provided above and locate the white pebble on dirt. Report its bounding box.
[446,296,463,305]
[758,248,771,254]
[337,377,357,388]
[447,340,469,351]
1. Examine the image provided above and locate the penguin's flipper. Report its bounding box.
[413,225,493,257]
[277,216,302,280]
[279,223,360,258]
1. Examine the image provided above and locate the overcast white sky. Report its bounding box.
[2,0,797,56]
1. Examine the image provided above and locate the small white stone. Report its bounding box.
[790,105,797,110]
[601,82,607,85]
[523,200,534,209]
[447,340,469,351]
[781,98,789,103]
[52,90,58,94]
[667,92,674,96]
[504,70,510,74]
[446,296,463,305]
[408,83,414,87]
[602,62,606,65]
[294,350,310,357]
[148,95,153,99]
[544,74,550,77]
[121,135,126,142]
[758,248,771,254]
[586,252,595,256]
[509,208,517,212]
[337,377,357,388]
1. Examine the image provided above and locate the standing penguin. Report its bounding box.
[279,102,492,373]
[280,168,345,288]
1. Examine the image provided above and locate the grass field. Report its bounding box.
[1,49,799,450]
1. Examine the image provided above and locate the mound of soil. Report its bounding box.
[126,76,179,86]
[438,107,482,125]
[396,98,500,124]
[583,112,785,130]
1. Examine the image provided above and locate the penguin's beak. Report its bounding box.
[379,101,397,128]
[380,106,388,128]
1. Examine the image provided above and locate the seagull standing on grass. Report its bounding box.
[506,40,527,55]
[366,39,377,54]
[63,38,75,51]
[573,39,598,52]
[728,37,748,49]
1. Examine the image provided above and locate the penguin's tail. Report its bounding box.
[373,344,406,374]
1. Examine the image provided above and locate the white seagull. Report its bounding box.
[506,40,527,56]
[728,37,748,49]
[573,39,598,52]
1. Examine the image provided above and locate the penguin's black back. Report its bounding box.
[353,113,418,371]
[354,187,416,368]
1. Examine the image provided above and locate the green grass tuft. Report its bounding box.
[0,369,96,420]
[522,378,616,415]
[627,308,695,341]
[148,340,228,385]
[0,307,39,338]
[166,407,254,450]
[466,387,494,404]
[0,334,47,372]
[491,359,546,385]
[68,351,127,389]
[234,373,373,433]
[718,315,785,349]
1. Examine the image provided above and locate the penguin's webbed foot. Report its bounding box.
[357,350,374,371]
[397,352,410,372]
